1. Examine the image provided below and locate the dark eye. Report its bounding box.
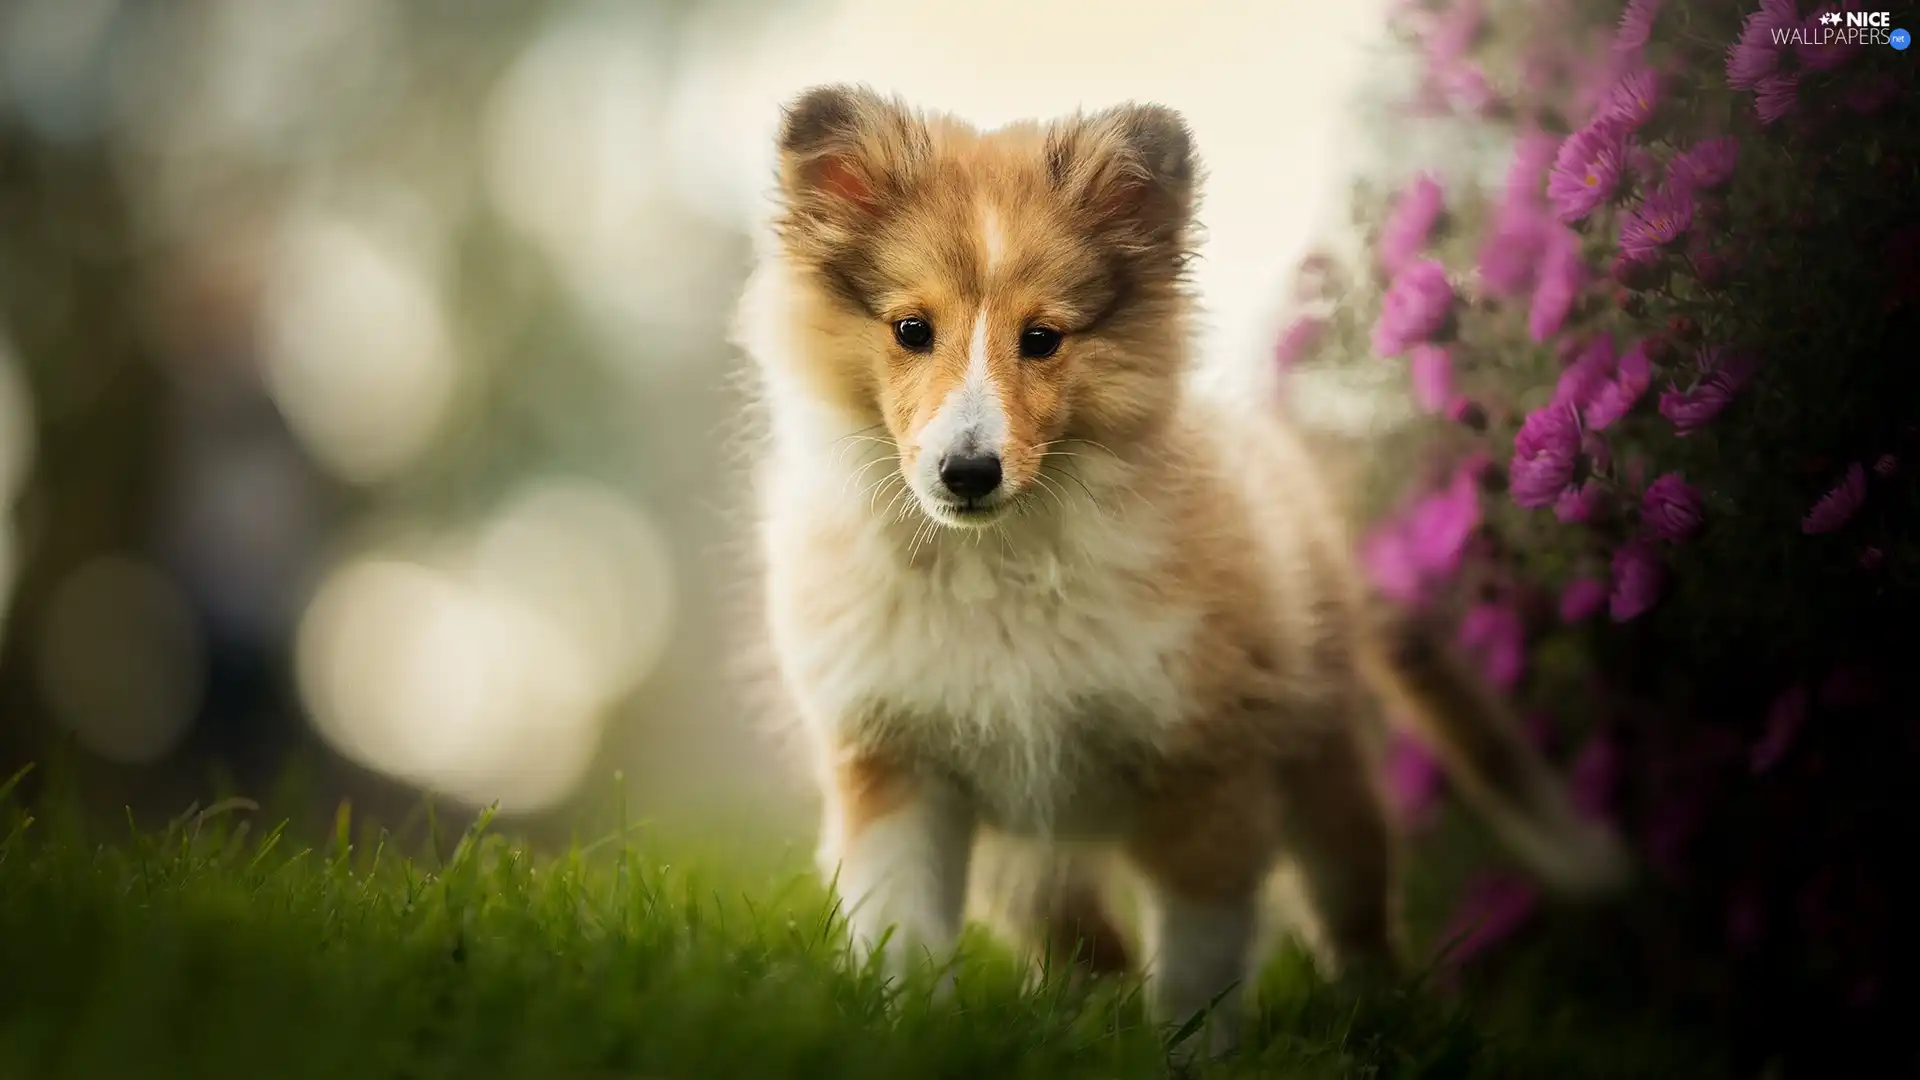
[893,316,934,351]
[1019,326,1062,359]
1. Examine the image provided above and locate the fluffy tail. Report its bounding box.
[1362,618,1633,897]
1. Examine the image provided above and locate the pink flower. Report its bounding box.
[1802,462,1867,534]
[1458,602,1526,692]
[1658,380,1735,430]
[1613,0,1663,52]
[1750,683,1808,775]
[1440,874,1540,966]
[1547,119,1629,223]
[1667,138,1740,192]
[1360,464,1484,604]
[1406,466,1483,575]
[1726,2,1794,90]
[1384,732,1446,828]
[1584,339,1652,429]
[1659,350,1755,435]
[1619,183,1695,262]
[1274,316,1327,371]
[1361,526,1423,604]
[1372,258,1456,357]
[1380,173,1446,274]
[1872,453,1898,479]
[1435,64,1498,115]
[1642,472,1704,542]
[1559,577,1609,621]
[1408,343,1455,412]
[1600,68,1660,131]
[1548,334,1648,431]
[1553,334,1617,411]
[1478,199,1548,297]
[1555,482,1607,524]
[1504,129,1560,203]
[1608,539,1664,621]
[1755,73,1798,125]
[1529,228,1586,342]
[1509,404,1582,509]
[1424,0,1483,66]
[1571,49,1636,121]
[1799,7,1854,71]
[1658,383,1732,435]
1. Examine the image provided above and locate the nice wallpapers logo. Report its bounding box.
[1774,10,1911,49]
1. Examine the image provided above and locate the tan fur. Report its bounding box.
[734,85,1626,1055]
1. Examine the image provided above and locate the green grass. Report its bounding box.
[0,768,1717,1080]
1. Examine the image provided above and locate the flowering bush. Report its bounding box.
[1280,0,1918,1070]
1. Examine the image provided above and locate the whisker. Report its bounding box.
[841,454,896,500]
[827,424,894,466]
[1063,436,1123,462]
[1057,469,1108,516]
[881,485,914,525]
[862,472,905,515]
[908,517,937,562]
[1031,472,1070,516]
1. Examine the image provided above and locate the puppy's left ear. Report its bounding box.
[1044,103,1198,254]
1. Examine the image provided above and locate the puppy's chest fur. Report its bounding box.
[764,485,1201,836]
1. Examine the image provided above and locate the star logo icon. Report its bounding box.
[1820,10,1842,24]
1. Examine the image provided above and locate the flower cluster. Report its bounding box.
[1284,0,1918,1063]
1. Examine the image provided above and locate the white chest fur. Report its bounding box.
[761,456,1199,836]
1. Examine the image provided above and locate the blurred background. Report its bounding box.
[0,0,1461,844]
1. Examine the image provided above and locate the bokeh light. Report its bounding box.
[295,479,675,813]
[484,3,747,374]
[468,478,677,705]
[257,203,461,485]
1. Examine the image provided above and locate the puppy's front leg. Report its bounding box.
[1136,884,1258,1059]
[1126,762,1278,1061]
[819,750,975,984]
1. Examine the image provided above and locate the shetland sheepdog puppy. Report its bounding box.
[730,84,1626,1055]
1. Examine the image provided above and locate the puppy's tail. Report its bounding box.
[1361,618,1632,897]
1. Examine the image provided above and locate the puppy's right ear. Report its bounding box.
[776,84,925,233]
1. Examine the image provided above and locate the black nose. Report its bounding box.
[938,452,1003,499]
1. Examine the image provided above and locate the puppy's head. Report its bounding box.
[770,84,1199,529]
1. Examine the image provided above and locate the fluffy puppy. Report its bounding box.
[732,84,1625,1055]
